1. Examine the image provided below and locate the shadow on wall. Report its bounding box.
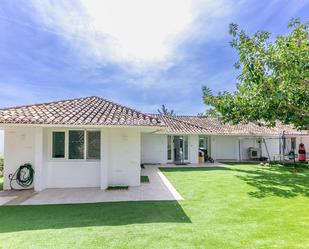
[0,200,191,233]
[234,166,309,199]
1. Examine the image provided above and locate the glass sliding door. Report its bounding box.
[199,136,209,161]
[167,135,172,161]
[173,135,189,162]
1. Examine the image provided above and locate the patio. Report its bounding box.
[0,165,183,205]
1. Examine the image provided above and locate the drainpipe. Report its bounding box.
[238,139,241,161]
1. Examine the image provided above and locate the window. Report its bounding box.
[52,130,101,160]
[69,130,85,159]
[52,132,65,158]
[167,135,172,160]
[87,131,101,159]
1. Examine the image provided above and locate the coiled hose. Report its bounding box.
[8,163,35,190]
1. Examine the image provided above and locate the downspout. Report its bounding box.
[238,139,241,161]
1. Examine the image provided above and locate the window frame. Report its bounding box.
[50,129,101,161]
[198,135,211,157]
[167,135,190,162]
[68,130,86,160]
[86,130,101,160]
[167,135,172,161]
[50,129,68,160]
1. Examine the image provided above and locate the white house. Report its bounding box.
[0,96,308,191]
[141,115,309,164]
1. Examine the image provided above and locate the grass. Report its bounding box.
[141,175,150,183]
[0,163,308,248]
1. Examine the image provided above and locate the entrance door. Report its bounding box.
[173,136,188,162]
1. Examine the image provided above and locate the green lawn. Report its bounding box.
[0,163,308,249]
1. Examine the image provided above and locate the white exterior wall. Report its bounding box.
[210,135,239,160]
[106,128,141,187]
[240,138,258,160]
[141,133,167,164]
[3,126,141,190]
[189,134,199,164]
[43,128,101,188]
[261,138,280,161]
[46,161,100,188]
[3,127,36,190]
[141,134,199,164]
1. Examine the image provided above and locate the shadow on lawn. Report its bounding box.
[0,200,190,233]
[234,166,309,198]
[160,165,309,199]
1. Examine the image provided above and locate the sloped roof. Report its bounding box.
[0,96,162,126]
[152,115,308,136]
[0,96,307,136]
[151,114,213,134]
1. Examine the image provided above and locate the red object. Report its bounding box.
[298,143,306,162]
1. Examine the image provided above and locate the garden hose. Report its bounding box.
[8,163,35,190]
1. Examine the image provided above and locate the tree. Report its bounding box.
[203,18,309,129]
[157,104,175,116]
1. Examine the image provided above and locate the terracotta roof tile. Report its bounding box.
[0,96,163,127]
[152,115,308,136]
[151,114,212,134]
[1,96,307,136]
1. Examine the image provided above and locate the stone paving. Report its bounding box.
[0,165,183,205]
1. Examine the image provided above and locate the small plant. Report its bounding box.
[141,175,150,183]
[107,186,129,190]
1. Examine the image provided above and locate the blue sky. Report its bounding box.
[0,0,308,117]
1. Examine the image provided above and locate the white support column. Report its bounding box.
[3,129,9,190]
[238,138,241,161]
[100,128,109,189]
[34,127,45,191]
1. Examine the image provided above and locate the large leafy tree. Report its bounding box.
[203,19,309,129]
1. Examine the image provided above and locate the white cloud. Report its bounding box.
[29,0,236,71]
[30,0,193,68]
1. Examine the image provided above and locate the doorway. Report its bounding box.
[168,135,189,163]
[199,136,210,162]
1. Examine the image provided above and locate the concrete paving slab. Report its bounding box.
[19,166,184,205]
[0,190,35,206]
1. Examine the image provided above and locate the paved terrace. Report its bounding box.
[0,163,225,205]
